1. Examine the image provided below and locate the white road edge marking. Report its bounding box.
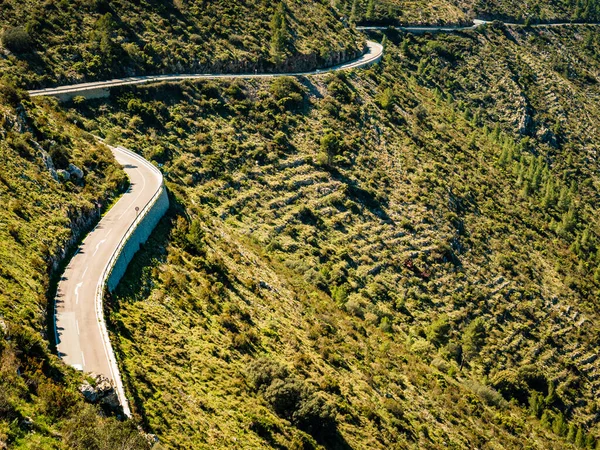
[76,320,80,336]
[81,352,86,368]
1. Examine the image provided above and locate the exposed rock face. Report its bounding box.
[20,417,33,430]
[57,169,70,181]
[517,108,534,135]
[537,126,558,147]
[68,163,84,180]
[80,374,120,411]
[30,140,59,181]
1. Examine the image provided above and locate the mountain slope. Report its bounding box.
[67,23,600,449]
[343,0,600,24]
[0,0,362,89]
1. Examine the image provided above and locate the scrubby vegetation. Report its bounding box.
[340,0,600,24]
[0,82,148,448]
[0,0,362,89]
[3,0,600,448]
[59,21,600,449]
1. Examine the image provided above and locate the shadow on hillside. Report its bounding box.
[317,430,355,450]
[328,167,393,223]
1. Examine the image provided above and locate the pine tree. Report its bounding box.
[270,3,289,63]
[553,412,567,436]
[560,204,577,235]
[558,186,571,211]
[366,0,375,20]
[540,410,552,429]
[545,380,558,407]
[542,178,556,209]
[350,0,359,22]
[528,391,543,418]
[575,427,586,448]
[567,423,577,442]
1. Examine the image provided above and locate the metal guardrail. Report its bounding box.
[92,138,165,417]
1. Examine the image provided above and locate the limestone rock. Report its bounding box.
[57,169,70,181]
[20,417,33,430]
[537,126,558,147]
[68,163,84,180]
[80,374,120,411]
[80,380,98,403]
[517,110,534,135]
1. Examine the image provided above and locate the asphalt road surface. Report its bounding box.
[54,146,162,380]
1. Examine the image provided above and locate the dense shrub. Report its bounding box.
[1,27,33,53]
[263,378,338,437]
[247,358,289,391]
[0,81,22,106]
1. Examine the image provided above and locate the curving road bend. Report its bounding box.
[54,145,162,414]
[28,41,383,99]
[43,39,384,418]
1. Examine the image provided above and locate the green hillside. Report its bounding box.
[342,0,600,23]
[0,0,362,88]
[2,1,600,449]
[63,22,600,449]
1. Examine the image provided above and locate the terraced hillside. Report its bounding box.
[0,0,362,89]
[0,85,149,448]
[64,22,600,449]
[345,0,600,24]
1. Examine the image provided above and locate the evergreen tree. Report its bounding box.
[558,186,571,211]
[567,423,577,442]
[545,380,558,407]
[542,178,556,209]
[575,427,586,448]
[552,412,567,436]
[270,3,289,62]
[366,0,375,20]
[559,204,577,235]
[528,391,543,418]
[350,0,359,22]
[540,410,552,429]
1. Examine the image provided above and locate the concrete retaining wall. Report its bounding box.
[54,87,110,103]
[107,186,169,292]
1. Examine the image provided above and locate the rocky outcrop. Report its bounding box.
[517,107,534,135]
[80,374,121,411]
[537,126,558,147]
[57,169,70,181]
[68,163,84,180]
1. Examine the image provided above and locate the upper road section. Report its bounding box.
[357,18,600,33]
[28,41,384,99]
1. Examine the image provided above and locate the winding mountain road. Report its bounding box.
[39,40,385,418]
[38,15,594,416]
[41,18,599,418]
[29,41,384,100]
